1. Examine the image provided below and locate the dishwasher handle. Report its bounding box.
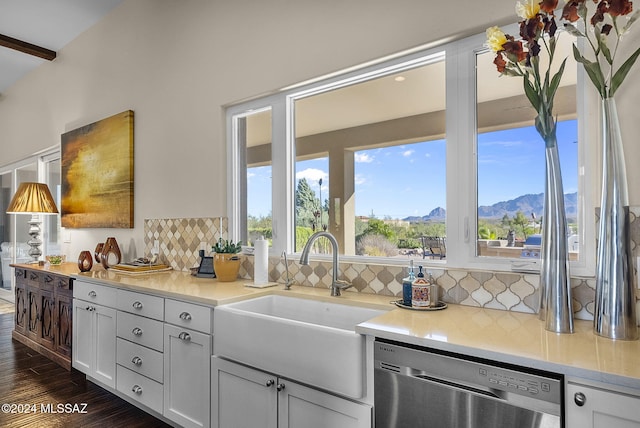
[414,373,505,401]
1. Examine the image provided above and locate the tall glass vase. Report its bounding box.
[538,133,574,333]
[594,98,638,340]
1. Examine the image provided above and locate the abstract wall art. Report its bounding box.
[61,110,134,228]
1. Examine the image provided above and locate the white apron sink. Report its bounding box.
[213,294,387,399]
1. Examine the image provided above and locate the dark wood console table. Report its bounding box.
[11,262,78,371]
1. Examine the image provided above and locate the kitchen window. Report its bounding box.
[227,26,596,275]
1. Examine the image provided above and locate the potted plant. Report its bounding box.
[212,238,243,282]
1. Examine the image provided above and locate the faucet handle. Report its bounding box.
[334,280,352,289]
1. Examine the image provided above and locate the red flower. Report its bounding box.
[591,1,609,25]
[562,0,586,22]
[540,0,559,13]
[494,53,508,73]
[608,0,633,16]
[503,40,528,62]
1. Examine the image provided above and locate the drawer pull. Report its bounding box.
[132,327,143,336]
[88,290,97,298]
[178,332,191,341]
[574,392,586,407]
[30,273,38,280]
[132,356,143,366]
[132,301,143,310]
[265,379,275,387]
[132,385,143,395]
[179,311,192,321]
[277,383,286,392]
[85,306,95,312]
[45,275,53,283]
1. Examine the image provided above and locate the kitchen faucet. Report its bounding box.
[299,231,352,296]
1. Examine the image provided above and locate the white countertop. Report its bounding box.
[58,264,640,392]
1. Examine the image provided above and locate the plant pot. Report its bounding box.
[213,253,241,282]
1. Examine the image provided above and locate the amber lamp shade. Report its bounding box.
[6,182,59,263]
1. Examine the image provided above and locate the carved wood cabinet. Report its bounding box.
[12,263,74,370]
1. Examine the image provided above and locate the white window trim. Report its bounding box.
[226,27,597,276]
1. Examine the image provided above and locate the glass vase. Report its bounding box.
[594,98,638,340]
[538,133,574,333]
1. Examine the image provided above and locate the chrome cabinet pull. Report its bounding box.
[132,385,143,395]
[178,332,191,341]
[132,327,143,336]
[265,379,275,387]
[132,356,143,366]
[574,392,586,407]
[85,306,95,312]
[179,311,192,321]
[277,383,285,392]
[132,301,143,310]
[88,290,97,298]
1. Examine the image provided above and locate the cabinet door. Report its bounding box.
[211,356,277,428]
[55,292,73,357]
[164,324,212,428]
[566,382,640,428]
[14,281,27,335]
[279,380,372,428]
[93,304,116,388]
[39,289,56,350]
[26,287,40,342]
[72,301,93,374]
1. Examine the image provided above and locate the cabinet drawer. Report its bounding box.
[165,299,212,334]
[116,365,163,414]
[46,273,71,292]
[116,338,163,383]
[25,269,44,288]
[117,311,164,352]
[74,281,117,307]
[117,289,164,320]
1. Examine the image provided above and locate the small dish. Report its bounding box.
[46,255,66,265]
[392,299,447,311]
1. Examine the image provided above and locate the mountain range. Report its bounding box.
[403,192,578,222]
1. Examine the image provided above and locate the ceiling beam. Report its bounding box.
[0,34,56,61]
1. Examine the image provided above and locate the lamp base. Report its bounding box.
[27,215,43,264]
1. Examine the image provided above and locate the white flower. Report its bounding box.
[486,26,507,53]
[516,0,540,20]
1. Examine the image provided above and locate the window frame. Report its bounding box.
[226,26,597,276]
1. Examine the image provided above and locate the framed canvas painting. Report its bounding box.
[61,110,134,228]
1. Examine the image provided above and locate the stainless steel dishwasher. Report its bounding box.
[374,340,562,428]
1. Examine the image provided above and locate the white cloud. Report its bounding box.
[296,168,327,183]
[355,174,367,185]
[355,152,374,163]
[402,149,415,157]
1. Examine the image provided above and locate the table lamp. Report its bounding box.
[6,182,59,263]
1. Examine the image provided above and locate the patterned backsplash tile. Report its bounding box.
[148,208,640,322]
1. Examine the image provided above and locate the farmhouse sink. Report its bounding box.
[213,294,387,399]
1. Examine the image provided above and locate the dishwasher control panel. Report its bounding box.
[374,340,562,406]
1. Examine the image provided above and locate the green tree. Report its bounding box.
[512,211,531,240]
[361,218,396,242]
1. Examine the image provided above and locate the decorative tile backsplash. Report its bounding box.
[148,209,640,322]
[143,218,227,271]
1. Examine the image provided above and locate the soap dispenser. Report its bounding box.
[402,260,415,306]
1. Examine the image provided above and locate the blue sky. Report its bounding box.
[247,119,578,219]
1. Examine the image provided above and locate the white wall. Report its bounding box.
[0,0,639,259]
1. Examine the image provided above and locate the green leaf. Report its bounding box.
[573,44,607,97]
[523,78,541,114]
[548,58,567,102]
[578,1,588,21]
[595,26,613,65]
[622,10,640,34]
[610,46,640,96]
[563,23,585,39]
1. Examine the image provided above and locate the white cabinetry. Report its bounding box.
[212,356,371,428]
[114,289,165,415]
[72,281,117,388]
[164,298,213,428]
[566,380,640,428]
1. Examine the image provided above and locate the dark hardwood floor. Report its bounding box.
[0,313,172,428]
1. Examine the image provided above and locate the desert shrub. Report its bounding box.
[356,234,398,257]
